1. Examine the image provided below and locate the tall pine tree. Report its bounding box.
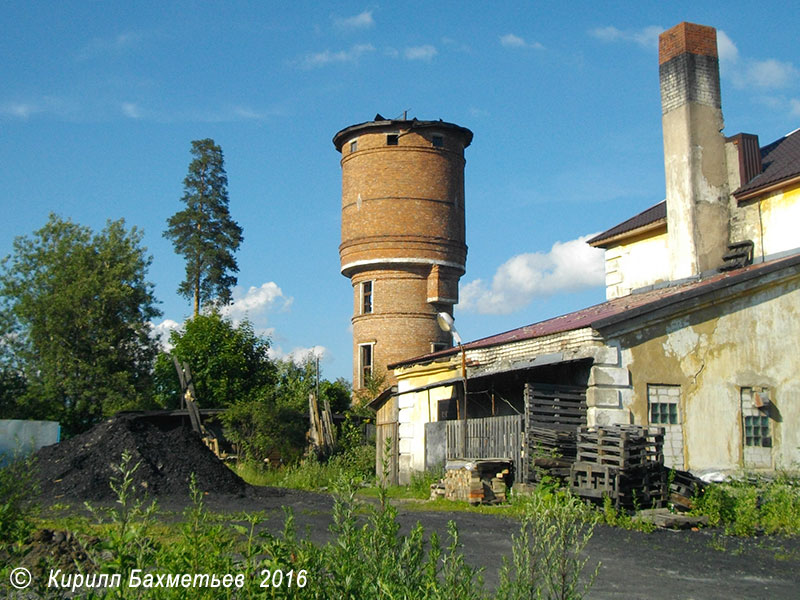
[165,139,243,316]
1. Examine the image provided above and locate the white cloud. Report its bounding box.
[300,44,375,68]
[459,235,605,315]
[791,99,800,117]
[716,30,739,63]
[589,25,663,49]
[739,58,798,89]
[268,344,327,365]
[0,102,39,119]
[334,10,374,30]
[121,102,141,119]
[499,33,544,50]
[150,319,182,350]
[222,282,293,324]
[404,45,437,61]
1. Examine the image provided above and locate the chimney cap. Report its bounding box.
[659,22,718,65]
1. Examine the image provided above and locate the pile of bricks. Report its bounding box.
[569,425,667,509]
[444,458,511,505]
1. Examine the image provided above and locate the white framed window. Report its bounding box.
[361,280,373,314]
[741,387,772,468]
[431,342,447,353]
[647,384,684,469]
[359,343,374,388]
[350,139,358,153]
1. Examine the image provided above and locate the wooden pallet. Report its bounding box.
[528,426,578,458]
[525,383,587,430]
[668,469,705,511]
[576,425,664,468]
[569,462,667,509]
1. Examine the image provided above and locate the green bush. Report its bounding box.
[692,475,800,536]
[0,455,38,544]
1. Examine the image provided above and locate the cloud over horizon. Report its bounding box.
[333,10,375,31]
[459,235,605,315]
[499,33,544,50]
[299,44,375,68]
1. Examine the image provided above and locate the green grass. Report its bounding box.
[691,473,800,536]
[2,457,601,600]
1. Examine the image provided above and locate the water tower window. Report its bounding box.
[387,134,399,145]
[432,135,444,148]
[361,280,373,314]
[359,343,373,387]
[350,140,358,153]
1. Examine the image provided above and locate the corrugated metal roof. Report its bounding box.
[735,127,800,198]
[587,201,666,247]
[391,252,800,369]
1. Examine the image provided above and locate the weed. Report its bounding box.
[0,454,39,545]
[691,475,800,536]
[498,489,599,600]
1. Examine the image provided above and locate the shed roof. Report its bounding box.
[390,251,800,369]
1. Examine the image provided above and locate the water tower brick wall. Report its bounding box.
[335,119,472,392]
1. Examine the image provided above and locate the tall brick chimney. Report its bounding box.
[660,22,730,280]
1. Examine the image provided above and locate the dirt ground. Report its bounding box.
[151,488,800,599]
[26,416,800,599]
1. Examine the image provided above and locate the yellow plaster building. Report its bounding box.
[380,22,800,485]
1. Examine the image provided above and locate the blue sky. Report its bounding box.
[2,2,798,382]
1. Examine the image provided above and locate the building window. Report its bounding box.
[359,343,373,388]
[387,134,398,145]
[350,139,358,153]
[741,387,772,451]
[744,415,771,447]
[431,342,447,353]
[647,384,684,469]
[650,399,678,425]
[432,135,443,148]
[361,280,373,314]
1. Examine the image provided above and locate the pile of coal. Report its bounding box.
[32,413,247,501]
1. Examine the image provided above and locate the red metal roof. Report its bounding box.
[391,252,800,368]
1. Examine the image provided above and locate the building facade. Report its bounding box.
[381,22,800,483]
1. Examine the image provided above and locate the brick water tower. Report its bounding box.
[333,115,473,393]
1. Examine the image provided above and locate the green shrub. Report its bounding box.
[498,489,599,600]
[0,455,38,545]
[692,475,800,536]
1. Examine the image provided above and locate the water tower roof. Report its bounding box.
[333,116,473,152]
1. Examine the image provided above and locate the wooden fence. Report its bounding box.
[426,414,524,475]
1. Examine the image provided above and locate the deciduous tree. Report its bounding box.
[164,139,243,316]
[0,215,161,435]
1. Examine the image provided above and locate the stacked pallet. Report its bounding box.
[526,384,587,432]
[524,384,586,483]
[569,425,666,509]
[444,458,512,505]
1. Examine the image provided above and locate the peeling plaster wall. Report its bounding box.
[614,277,800,472]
